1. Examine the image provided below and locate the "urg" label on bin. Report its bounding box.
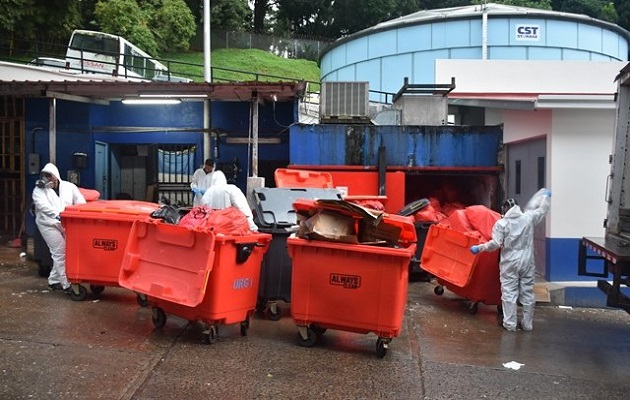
[330,273,361,289]
[93,239,118,251]
[233,278,253,290]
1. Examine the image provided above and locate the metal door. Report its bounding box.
[95,141,109,199]
[506,138,547,276]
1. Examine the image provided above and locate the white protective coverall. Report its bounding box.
[199,172,258,232]
[190,165,213,206]
[474,189,550,331]
[32,163,86,289]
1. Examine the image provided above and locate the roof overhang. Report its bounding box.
[448,93,616,110]
[0,61,307,104]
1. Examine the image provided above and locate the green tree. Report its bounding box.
[472,0,552,9]
[210,0,252,31]
[275,0,335,37]
[614,0,630,31]
[252,0,271,33]
[152,0,196,52]
[94,0,159,55]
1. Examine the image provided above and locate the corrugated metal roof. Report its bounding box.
[0,61,306,103]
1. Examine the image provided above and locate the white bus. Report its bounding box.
[65,29,169,80]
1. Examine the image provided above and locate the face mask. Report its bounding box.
[36,174,54,189]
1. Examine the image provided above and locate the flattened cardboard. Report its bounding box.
[298,211,358,244]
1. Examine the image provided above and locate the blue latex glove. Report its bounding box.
[470,245,480,254]
[199,189,206,195]
[543,189,551,197]
[192,188,201,196]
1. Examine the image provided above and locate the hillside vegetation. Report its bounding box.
[163,48,321,88]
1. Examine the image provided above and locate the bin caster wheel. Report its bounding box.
[266,307,281,321]
[240,319,250,336]
[70,284,87,301]
[203,325,218,344]
[90,285,105,295]
[376,338,388,358]
[297,327,317,348]
[434,285,444,296]
[136,293,149,307]
[152,307,166,329]
[467,302,479,315]
[311,324,327,338]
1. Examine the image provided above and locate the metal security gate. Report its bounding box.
[156,144,197,206]
[0,96,25,240]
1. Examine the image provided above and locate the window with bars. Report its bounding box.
[156,144,197,207]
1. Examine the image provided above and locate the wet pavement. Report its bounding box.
[1,244,630,399]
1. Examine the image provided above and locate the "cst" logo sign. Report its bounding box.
[516,25,540,40]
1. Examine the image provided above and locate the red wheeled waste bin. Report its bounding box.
[62,200,160,303]
[287,198,417,358]
[118,219,271,344]
[420,224,501,315]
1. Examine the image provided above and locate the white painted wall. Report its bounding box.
[436,59,622,241]
[435,60,625,94]
[550,108,614,238]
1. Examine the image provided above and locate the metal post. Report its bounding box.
[203,0,211,82]
[49,98,56,163]
[252,94,259,177]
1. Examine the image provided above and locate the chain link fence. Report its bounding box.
[191,30,334,61]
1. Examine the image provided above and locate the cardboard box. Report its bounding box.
[359,219,402,244]
[298,211,358,243]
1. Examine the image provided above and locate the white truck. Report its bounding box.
[578,62,630,312]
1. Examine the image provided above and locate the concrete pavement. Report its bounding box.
[1,244,630,399]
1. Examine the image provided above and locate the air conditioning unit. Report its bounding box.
[320,82,369,123]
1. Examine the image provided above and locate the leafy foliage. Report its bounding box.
[94,0,159,55]
[152,0,196,52]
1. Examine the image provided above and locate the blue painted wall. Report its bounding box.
[24,97,297,235]
[289,124,502,167]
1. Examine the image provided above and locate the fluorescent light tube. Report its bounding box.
[122,98,181,105]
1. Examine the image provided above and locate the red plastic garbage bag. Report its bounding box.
[428,197,441,212]
[444,209,473,233]
[179,206,252,235]
[178,206,214,229]
[205,207,252,235]
[78,187,100,202]
[464,205,501,241]
[441,202,466,217]
[349,199,385,211]
[414,204,447,224]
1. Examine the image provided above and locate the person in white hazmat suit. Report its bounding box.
[469,189,551,332]
[190,159,216,206]
[32,163,86,292]
[199,172,258,232]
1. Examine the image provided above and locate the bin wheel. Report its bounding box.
[311,324,327,338]
[434,285,444,296]
[240,319,250,336]
[90,285,105,295]
[136,293,149,307]
[266,307,282,321]
[203,325,218,345]
[70,285,87,301]
[297,327,317,348]
[376,338,388,358]
[467,302,479,315]
[152,307,167,329]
